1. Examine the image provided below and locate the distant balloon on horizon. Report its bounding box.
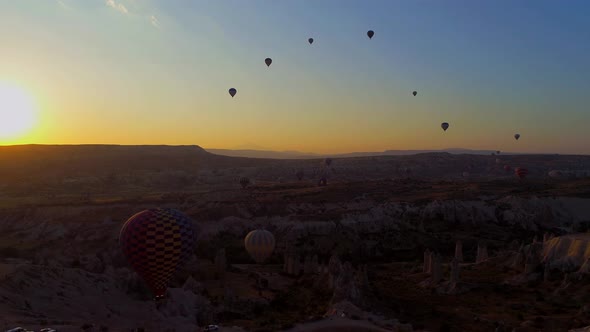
[441,122,449,131]
[229,88,237,97]
[412,91,417,96]
[367,30,374,39]
[265,58,272,67]
[514,133,521,140]
[308,38,314,45]
[515,167,528,179]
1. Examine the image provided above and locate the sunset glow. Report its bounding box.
[0,82,37,141]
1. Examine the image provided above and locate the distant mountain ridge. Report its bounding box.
[205,148,521,159]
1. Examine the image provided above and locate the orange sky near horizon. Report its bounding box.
[1,1,589,155]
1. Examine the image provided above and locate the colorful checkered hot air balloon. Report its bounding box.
[244,229,275,264]
[120,208,195,299]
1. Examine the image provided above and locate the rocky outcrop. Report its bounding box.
[328,254,342,290]
[214,248,227,279]
[476,242,489,263]
[543,234,590,271]
[423,249,432,274]
[455,241,463,263]
[331,262,362,306]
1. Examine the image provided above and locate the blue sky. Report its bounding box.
[0,0,589,154]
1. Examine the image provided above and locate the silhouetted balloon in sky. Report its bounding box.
[308,38,314,45]
[441,122,449,131]
[412,91,417,96]
[514,133,520,140]
[367,30,374,39]
[244,229,275,264]
[265,58,272,67]
[229,88,237,97]
[120,208,195,299]
[496,150,501,155]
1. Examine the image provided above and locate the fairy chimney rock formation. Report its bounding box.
[423,249,432,273]
[455,241,463,263]
[311,255,319,274]
[303,255,313,274]
[214,248,227,279]
[476,242,488,263]
[431,253,442,285]
[450,257,460,284]
[293,255,301,276]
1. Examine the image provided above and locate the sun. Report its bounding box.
[0,82,37,141]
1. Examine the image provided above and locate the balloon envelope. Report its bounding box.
[441,122,449,131]
[367,30,374,39]
[308,38,314,44]
[244,229,275,264]
[265,58,272,67]
[120,208,195,299]
[229,88,237,97]
[239,177,250,189]
[514,134,520,140]
[515,167,528,179]
[412,91,417,96]
[296,169,304,180]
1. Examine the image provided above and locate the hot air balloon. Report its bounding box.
[441,122,449,131]
[504,165,511,172]
[514,134,520,140]
[229,88,237,97]
[496,150,501,155]
[239,177,250,189]
[244,229,275,264]
[367,30,374,39]
[308,38,314,45]
[120,208,195,299]
[296,169,304,181]
[265,58,272,67]
[515,167,528,179]
[412,91,417,96]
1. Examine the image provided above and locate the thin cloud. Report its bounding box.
[57,0,72,10]
[106,0,129,14]
[148,15,160,28]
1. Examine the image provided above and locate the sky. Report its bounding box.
[0,0,589,154]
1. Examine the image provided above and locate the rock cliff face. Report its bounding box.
[543,234,590,271]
